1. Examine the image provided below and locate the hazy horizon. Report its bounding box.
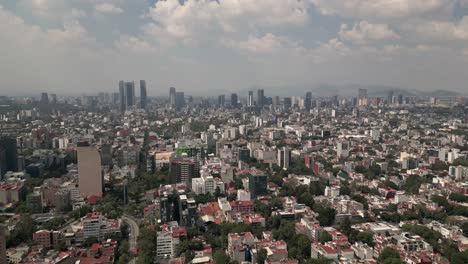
[1,0,468,95]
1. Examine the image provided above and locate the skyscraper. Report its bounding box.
[218,95,225,107]
[397,94,403,105]
[387,90,394,105]
[257,89,264,107]
[283,97,292,109]
[305,92,312,110]
[77,146,103,197]
[0,136,17,175]
[0,224,6,264]
[140,80,147,110]
[248,91,254,107]
[50,94,57,104]
[169,87,176,109]
[125,81,135,109]
[277,147,290,169]
[175,92,185,110]
[248,170,267,199]
[112,93,119,105]
[100,143,112,166]
[231,93,238,108]
[0,146,6,178]
[358,88,367,99]
[272,96,280,108]
[40,92,49,105]
[119,80,126,111]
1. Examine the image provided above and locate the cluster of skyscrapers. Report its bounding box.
[118,80,147,112]
[169,87,186,110]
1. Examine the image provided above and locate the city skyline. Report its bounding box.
[1,0,468,95]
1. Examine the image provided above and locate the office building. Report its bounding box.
[248,170,267,199]
[169,87,176,109]
[397,94,404,105]
[50,94,57,104]
[0,146,6,178]
[387,90,394,105]
[140,80,147,110]
[272,96,280,108]
[77,146,103,197]
[248,91,254,107]
[0,224,6,264]
[238,148,250,162]
[218,94,225,107]
[257,89,265,107]
[283,97,292,109]
[305,92,312,110]
[231,93,238,108]
[337,141,350,158]
[100,143,112,166]
[0,136,17,175]
[112,92,119,105]
[125,81,135,109]
[175,92,185,110]
[170,159,200,187]
[40,92,49,105]
[277,147,290,170]
[119,80,125,111]
[178,195,197,227]
[358,88,367,99]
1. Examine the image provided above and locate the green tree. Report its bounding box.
[257,248,267,264]
[449,192,468,203]
[319,231,332,244]
[356,232,375,247]
[213,250,230,264]
[6,214,36,247]
[42,217,65,230]
[288,234,311,260]
[450,250,468,264]
[315,206,336,226]
[137,226,157,263]
[404,175,423,194]
[378,248,402,264]
[339,217,352,236]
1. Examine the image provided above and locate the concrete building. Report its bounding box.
[0,224,6,264]
[337,141,350,159]
[77,146,103,197]
[140,80,147,110]
[170,159,200,188]
[277,147,290,170]
[169,87,176,109]
[248,169,267,199]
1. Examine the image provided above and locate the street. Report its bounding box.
[122,215,140,264]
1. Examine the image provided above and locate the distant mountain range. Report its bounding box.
[244,84,465,98]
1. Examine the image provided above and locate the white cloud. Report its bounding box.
[223,33,300,53]
[339,21,399,44]
[312,0,451,19]
[409,16,468,40]
[3,1,468,94]
[146,0,311,40]
[95,3,123,14]
[115,35,156,53]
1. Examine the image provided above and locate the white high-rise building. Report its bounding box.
[277,147,290,169]
[337,141,350,158]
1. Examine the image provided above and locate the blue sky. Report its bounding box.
[1,0,468,96]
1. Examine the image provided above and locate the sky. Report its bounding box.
[0,0,468,96]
